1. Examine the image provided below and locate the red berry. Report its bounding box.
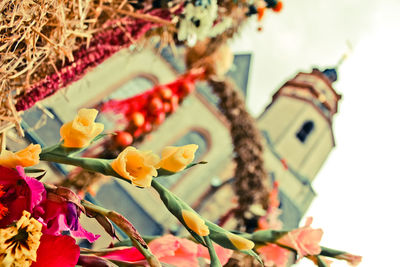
[155,112,166,125]
[131,112,145,127]
[159,86,172,99]
[149,97,163,113]
[163,102,171,113]
[115,131,133,146]
[133,128,143,138]
[143,122,152,132]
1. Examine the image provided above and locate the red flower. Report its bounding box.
[32,234,80,267]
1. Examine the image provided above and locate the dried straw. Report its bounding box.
[0,0,177,133]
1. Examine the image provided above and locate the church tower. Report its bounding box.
[257,68,341,227]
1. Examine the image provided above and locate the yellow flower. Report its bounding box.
[111,147,160,187]
[0,211,42,267]
[157,144,198,172]
[0,144,41,168]
[226,233,255,251]
[60,108,104,148]
[181,210,209,236]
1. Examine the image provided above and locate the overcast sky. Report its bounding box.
[231,0,400,266]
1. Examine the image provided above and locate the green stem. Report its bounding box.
[40,151,124,179]
[204,236,222,267]
[81,200,161,267]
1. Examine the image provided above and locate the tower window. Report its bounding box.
[296,121,314,143]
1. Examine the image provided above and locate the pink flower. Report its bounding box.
[335,253,362,266]
[149,234,199,266]
[0,166,45,227]
[277,217,323,259]
[32,234,80,267]
[257,243,289,267]
[148,235,233,267]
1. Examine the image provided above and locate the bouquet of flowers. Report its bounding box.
[0,108,361,267]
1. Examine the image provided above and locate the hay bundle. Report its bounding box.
[0,0,174,135]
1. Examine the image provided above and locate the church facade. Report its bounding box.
[15,46,341,244]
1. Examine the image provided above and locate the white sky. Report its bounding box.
[231,0,400,266]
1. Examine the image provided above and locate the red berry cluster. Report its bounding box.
[15,9,171,111]
[103,70,203,146]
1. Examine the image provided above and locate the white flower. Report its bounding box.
[177,0,218,45]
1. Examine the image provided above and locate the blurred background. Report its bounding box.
[5,0,400,266]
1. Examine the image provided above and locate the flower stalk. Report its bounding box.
[81,200,161,267]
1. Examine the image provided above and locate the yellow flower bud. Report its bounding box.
[181,210,209,236]
[157,144,198,172]
[60,108,104,148]
[0,144,41,168]
[111,147,160,187]
[226,233,255,250]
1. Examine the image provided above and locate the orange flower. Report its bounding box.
[277,217,323,259]
[0,144,41,168]
[60,108,104,148]
[157,144,198,172]
[181,210,209,236]
[111,147,159,187]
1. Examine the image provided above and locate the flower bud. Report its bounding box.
[157,144,198,172]
[181,210,209,236]
[60,108,104,148]
[226,233,255,251]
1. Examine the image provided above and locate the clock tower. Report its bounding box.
[257,68,341,226]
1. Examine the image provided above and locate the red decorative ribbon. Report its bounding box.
[15,9,171,111]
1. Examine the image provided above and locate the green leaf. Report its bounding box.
[319,246,346,257]
[151,180,205,245]
[250,230,288,243]
[24,167,46,173]
[156,161,207,177]
[204,221,238,250]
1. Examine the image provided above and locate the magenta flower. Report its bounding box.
[37,194,100,242]
[0,166,45,227]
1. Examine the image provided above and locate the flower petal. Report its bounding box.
[32,234,80,267]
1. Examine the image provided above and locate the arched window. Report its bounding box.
[296,120,314,143]
[158,130,209,188]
